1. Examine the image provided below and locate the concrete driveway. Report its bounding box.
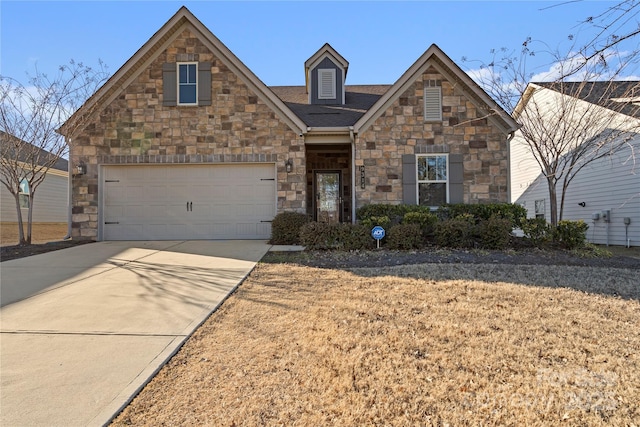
[0,240,270,427]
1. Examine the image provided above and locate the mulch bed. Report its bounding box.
[262,247,640,270]
[2,240,639,270]
[0,240,94,262]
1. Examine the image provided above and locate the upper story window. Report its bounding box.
[417,154,448,207]
[178,62,198,105]
[318,69,336,99]
[19,178,29,209]
[424,80,442,121]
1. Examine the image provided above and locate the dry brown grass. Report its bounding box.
[0,222,67,246]
[112,262,640,426]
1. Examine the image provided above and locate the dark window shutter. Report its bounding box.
[449,154,464,203]
[198,62,212,106]
[402,154,417,204]
[162,63,177,106]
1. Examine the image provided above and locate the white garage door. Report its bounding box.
[102,164,275,240]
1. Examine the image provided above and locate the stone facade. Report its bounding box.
[70,29,305,238]
[355,66,509,207]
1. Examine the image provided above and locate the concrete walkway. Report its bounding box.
[0,240,270,427]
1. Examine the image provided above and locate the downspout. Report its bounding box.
[63,139,72,240]
[350,127,356,224]
[506,130,516,203]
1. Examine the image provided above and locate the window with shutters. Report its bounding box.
[424,82,442,121]
[417,154,448,206]
[178,62,198,105]
[318,68,336,99]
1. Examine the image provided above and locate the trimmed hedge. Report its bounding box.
[269,212,310,245]
[387,223,423,250]
[553,220,589,249]
[300,222,373,251]
[476,215,513,249]
[439,203,527,228]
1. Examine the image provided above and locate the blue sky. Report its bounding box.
[0,1,631,87]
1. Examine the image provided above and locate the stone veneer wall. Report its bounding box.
[356,66,509,207]
[69,29,304,239]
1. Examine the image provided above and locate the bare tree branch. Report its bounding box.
[0,60,108,245]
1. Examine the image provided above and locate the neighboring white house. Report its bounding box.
[0,135,69,223]
[510,81,640,247]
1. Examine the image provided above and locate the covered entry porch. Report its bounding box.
[305,143,353,223]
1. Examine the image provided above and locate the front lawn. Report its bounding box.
[112,261,639,425]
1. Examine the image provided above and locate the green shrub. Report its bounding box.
[360,215,391,231]
[553,220,589,249]
[439,203,527,228]
[520,217,552,247]
[476,216,513,249]
[336,223,375,251]
[356,204,433,227]
[299,222,338,250]
[403,211,438,231]
[434,217,475,248]
[299,222,374,250]
[269,212,310,245]
[387,223,424,250]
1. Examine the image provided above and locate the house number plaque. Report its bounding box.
[359,166,365,189]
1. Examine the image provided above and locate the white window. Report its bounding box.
[19,178,29,209]
[535,199,545,219]
[178,62,197,105]
[318,68,336,99]
[424,84,442,121]
[417,154,448,207]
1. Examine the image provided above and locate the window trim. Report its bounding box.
[177,62,198,106]
[318,68,336,100]
[19,178,30,209]
[416,153,449,207]
[534,199,545,220]
[424,85,442,122]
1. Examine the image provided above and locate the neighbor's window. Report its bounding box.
[318,68,336,99]
[424,80,442,121]
[417,154,448,207]
[19,178,29,209]
[535,199,545,219]
[178,62,197,105]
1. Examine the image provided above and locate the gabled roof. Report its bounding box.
[353,44,520,135]
[271,85,390,127]
[59,6,307,138]
[0,131,68,172]
[534,81,640,119]
[304,43,349,76]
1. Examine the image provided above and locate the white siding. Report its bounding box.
[0,172,68,223]
[510,87,640,246]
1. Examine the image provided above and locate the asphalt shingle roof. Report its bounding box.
[536,81,640,119]
[270,85,391,127]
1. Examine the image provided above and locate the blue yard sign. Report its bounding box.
[371,226,385,248]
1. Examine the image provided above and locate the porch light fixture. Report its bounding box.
[285,159,293,173]
[578,202,586,207]
[75,162,86,176]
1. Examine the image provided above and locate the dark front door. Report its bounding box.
[314,171,342,223]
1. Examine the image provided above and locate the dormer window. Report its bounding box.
[318,69,336,100]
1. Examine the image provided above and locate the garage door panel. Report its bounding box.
[103,164,275,240]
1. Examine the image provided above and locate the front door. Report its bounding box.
[315,171,341,223]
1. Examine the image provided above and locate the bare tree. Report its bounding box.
[568,0,640,78]
[0,60,108,245]
[466,43,640,226]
